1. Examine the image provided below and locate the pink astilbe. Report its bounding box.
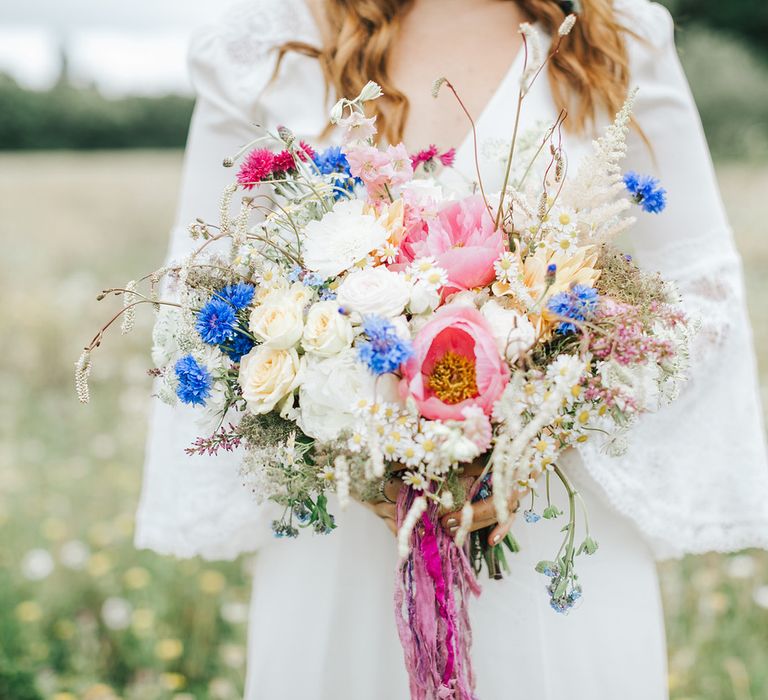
[237,149,276,189]
[590,299,679,365]
[185,424,243,456]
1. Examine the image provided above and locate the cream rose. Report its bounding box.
[298,350,400,441]
[238,345,302,414]
[480,299,537,363]
[336,267,410,318]
[302,301,353,357]
[249,296,304,349]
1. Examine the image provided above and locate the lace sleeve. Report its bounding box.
[577,0,768,559]
[134,0,318,560]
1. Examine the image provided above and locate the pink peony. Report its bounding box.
[400,304,509,420]
[399,195,505,297]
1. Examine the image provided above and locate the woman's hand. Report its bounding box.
[439,461,521,547]
[360,475,402,536]
[362,466,519,545]
[439,496,519,547]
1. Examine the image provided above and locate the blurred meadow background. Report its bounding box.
[1,1,767,699]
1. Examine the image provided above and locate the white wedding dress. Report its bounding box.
[135,1,768,698]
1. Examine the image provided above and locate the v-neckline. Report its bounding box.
[452,43,527,164]
[297,0,533,162]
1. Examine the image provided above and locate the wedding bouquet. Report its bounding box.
[78,17,691,699]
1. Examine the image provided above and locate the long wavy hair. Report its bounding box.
[280,0,632,144]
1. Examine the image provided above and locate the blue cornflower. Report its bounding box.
[221,328,255,362]
[319,288,338,301]
[623,171,667,214]
[174,355,212,406]
[196,298,237,345]
[216,282,255,310]
[314,146,351,175]
[546,284,599,335]
[357,315,413,375]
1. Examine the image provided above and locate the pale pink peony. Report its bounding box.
[400,304,509,420]
[398,195,505,297]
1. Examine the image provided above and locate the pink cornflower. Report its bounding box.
[237,148,276,189]
[439,148,456,167]
[410,145,439,168]
[297,141,316,162]
[410,145,456,171]
[272,150,296,174]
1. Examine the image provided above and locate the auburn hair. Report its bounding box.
[280,0,632,144]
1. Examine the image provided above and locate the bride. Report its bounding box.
[136,0,768,697]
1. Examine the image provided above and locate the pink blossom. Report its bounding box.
[382,143,414,186]
[400,304,509,420]
[338,112,378,144]
[346,144,391,198]
[399,195,505,297]
[460,405,493,452]
[237,148,276,189]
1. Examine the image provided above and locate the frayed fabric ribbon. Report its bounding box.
[394,487,481,699]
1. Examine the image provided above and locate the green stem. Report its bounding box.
[553,463,577,578]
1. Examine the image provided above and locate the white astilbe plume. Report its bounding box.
[74,350,92,404]
[454,502,475,548]
[334,455,351,509]
[561,89,638,243]
[558,14,577,36]
[492,389,564,522]
[120,280,137,335]
[398,496,428,559]
[219,183,238,235]
[519,23,543,95]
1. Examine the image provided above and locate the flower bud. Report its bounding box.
[357,81,383,103]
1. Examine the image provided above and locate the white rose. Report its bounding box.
[336,267,411,318]
[238,346,302,414]
[480,299,536,362]
[408,279,440,315]
[298,350,377,441]
[303,199,389,279]
[287,282,313,308]
[249,296,304,349]
[302,301,353,356]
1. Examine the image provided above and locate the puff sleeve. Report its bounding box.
[134,0,321,559]
[577,0,768,559]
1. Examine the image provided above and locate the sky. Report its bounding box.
[0,1,230,94]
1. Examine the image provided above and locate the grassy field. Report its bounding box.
[1,151,767,700]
